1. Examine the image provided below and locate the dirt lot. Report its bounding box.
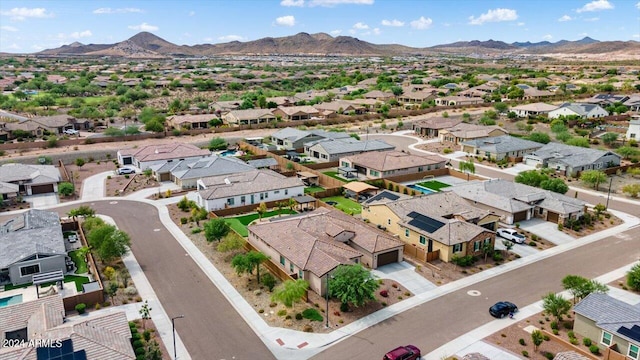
[105,172,160,197]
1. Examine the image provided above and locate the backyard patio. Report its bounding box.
[224,209,298,237]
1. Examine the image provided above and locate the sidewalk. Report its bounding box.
[81,171,111,200]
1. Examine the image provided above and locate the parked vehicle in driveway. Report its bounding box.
[383,345,421,360]
[496,228,526,244]
[116,167,136,175]
[63,129,79,135]
[489,301,518,318]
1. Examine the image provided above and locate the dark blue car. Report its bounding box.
[489,301,518,318]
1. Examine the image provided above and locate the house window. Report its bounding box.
[601,331,612,346]
[419,235,426,245]
[226,198,234,206]
[405,229,410,237]
[280,256,285,265]
[370,170,379,177]
[264,192,268,199]
[241,196,245,203]
[539,208,544,215]
[290,263,294,273]
[453,244,463,253]
[260,193,264,200]
[473,241,481,252]
[629,344,639,360]
[274,190,280,194]
[298,270,303,279]
[484,237,491,245]
[285,189,288,195]
[20,264,40,277]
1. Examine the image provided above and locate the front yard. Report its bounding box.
[224,209,298,237]
[321,196,362,215]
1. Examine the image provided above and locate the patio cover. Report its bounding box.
[343,181,378,194]
[293,195,316,204]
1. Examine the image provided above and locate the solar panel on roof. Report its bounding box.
[36,339,87,360]
[407,211,445,233]
[618,325,640,342]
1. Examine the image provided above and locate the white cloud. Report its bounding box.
[636,2,640,9]
[218,35,245,42]
[558,15,572,21]
[188,11,195,16]
[330,29,342,36]
[372,27,381,35]
[203,37,214,42]
[353,22,369,30]
[381,19,404,27]
[128,22,159,31]
[275,15,296,26]
[69,30,92,39]
[1,25,18,32]
[633,33,639,38]
[584,17,599,21]
[0,7,53,21]
[281,0,305,6]
[542,34,553,40]
[517,22,525,26]
[308,0,373,7]
[8,43,20,49]
[577,0,613,12]
[410,16,433,30]
[468,8,518,25]
[93,7,143,14]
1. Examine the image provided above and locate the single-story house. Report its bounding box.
[196,169,305,211]
[0,210,67,286]
[521,87,555,100]
[626,117,640,141]
[446,179,586,225]
[573,293,640,360]
[117,142,211,170]
[434,96,484,106]
[0,163,62,195]
[313,101,367,116]
[511,103,558,118]
[167,114,216,130]
[412,117,463,138]
[248,207,404,295]
[548,103,609,119]
[0,296,135,359]
[223,109,276,126]
[340,150,446,179]
[363,90,394,101]
[0,181,19,201]
[361,191,500,262]
[151,155,255,188]
[623,96,640,112]
[439,123,508,145]
[5,115,76,138]
[246,157,279,170]
[398,90,437,105]
[304,138,394,163]
[583,93,630,106]
[270,127,351,150]
[523,142,621,177]
[272,105,320,121]
[460,135,545,161]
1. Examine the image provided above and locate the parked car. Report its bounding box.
[489,301,518,318]
[496,228,526,244]
[68,235,78,243]
[116,167,136,175]
[383,345,421,360]
[63,129,79,135]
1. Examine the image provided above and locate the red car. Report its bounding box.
[383,345,421,360]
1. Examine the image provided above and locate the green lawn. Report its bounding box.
[56,96,108,106]
[224,209,297,237]
[322,171,350,182]
[304,186,325,194]
[4,283,30,291]
[322,196,362,215]
[68,250,88,274]
[416,180,451,192]
[5,275,91,293]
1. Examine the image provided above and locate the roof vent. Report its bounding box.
[224,178,231,185]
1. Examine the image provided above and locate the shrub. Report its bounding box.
[94,303,101,310]
[269,302,277,308]
[191,228,202,234]
[451,255,477,267]
[277,309,287,317]
[303,325,313,332]
[558,223,564,231]
[180,217,188,224]
[302,308,323,322]
[258,309,264,313]
[551,321,558,330]
[589,345,600,354]
[295,313,303,320]
[570,338,579,345]
[391,283,398,288]
[143,330,151,341]
[380,290,389,297]
[492,253,504,262]
[519,338,526,346]
[133,340,144,349]
[568,331,575,338]
[544,352,554,360]
[340,302,349,312]
[75,303,86,314]
[522,350,529,358]
[543,335,550,341]
[131,333,141,340]
[124,287,138,296]
[135,347,145,355]
[443,148,453,154]
[583,338,592,346]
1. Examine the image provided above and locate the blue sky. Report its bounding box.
[0,0,638,53]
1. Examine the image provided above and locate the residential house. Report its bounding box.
[583,93,630,106]
[460,135,544,161]
[0,210,67,286]
[247,207,404,295]
[314,101,367,116]
[361,191,500,262]
[266,96,295,107]
[305,138,394,163]
[446,179,586,225]
[223,109,277,126]
[209,100,241,113]
[363,90,394,102]
[548,103,609,119]
[167,114,216,130]
[439,123,508,146]
[151,155,255,188]
[511,103,558,118]
[0,163,61,195]
[272,105,320,121]
[270,127,350,150]
[117,142,211,170]
[623,95,640,112]
[434,96,484,106]
[521,87,555,100]
[0,181,19,201]
[626,117,640,141]
[0,296,135,359]
[398,90,437,105]
[573,293,640,360]
[523,142,621,177]
[412,117,463,138]
[340,151,446,179]
[196,169,305,211]
[5,115,75,138]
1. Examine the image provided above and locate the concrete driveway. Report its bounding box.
[494,238,540,257]
[25,193,59,208]
[518,218,575,245]
[371,262,437,295]
[501,163,536,176]
[81,171,112,200]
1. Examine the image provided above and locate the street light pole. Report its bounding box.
[605,176,613,209]
[171,315,184,360]
[325,273,329,328]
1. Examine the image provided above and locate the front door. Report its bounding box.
[250,194,254,204]
[428,239,433,253]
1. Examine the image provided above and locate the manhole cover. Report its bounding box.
[153,229,161,232]
[467,290,481,296]
[109,201,118,204]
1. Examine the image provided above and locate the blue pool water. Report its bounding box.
[407,184,435,194]
[219,150,238,157]
[0,294,23,307]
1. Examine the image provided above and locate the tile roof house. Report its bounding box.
[0,296,135,359]
[523,142,621,177]
[340,151,446,179]
[439,123,508,145]
[434,96,484,107]
[0,181,19,200]
[150,155,255,188]
[305,138,395,163]
[411,117,463,138]
[0,163,62,195]
[248,207,404,295]
[117,142,211,170]
[196,169,305,211]
[446,179,586,225]
[573,293,640,360]
[548,103,609,119]
[270,127,351,150]
[5,115,75,138]
[362,191,499,262]
[167,114,217,130]
[313,101,367,116]
[222,109,276,126]
[460,135,544,161]
[0,209,67,286]
[272,105,320,121]
[511,103,559,118]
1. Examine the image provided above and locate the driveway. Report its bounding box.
[517,218,575,245]
[494,239,540,257]
[25,193,59,208]
[81,171,112,200]
[500,163,536,176]
[371,262,437,295]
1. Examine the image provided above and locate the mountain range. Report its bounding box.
[33,32,640,58]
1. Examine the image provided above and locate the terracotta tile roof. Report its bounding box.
[342,151,446,172]
[119,142,211,162]
[198,169,304,200]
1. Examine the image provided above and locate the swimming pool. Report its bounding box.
[218,150,238,157]
[0,294,23,307]
[407,184,435,194]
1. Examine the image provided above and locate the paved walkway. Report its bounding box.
[371,262,437,295]
[494,239,540,257]
[518,218,576,245]
[81,171,111,200]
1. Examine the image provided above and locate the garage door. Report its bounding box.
[547,212,559,223]
[376,250,399,267]
[513,211,527,222]
[31,184,54,194]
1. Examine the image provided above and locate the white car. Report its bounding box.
[496,228,526,244]
[116,167,136,175]
[63,129,79,135]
